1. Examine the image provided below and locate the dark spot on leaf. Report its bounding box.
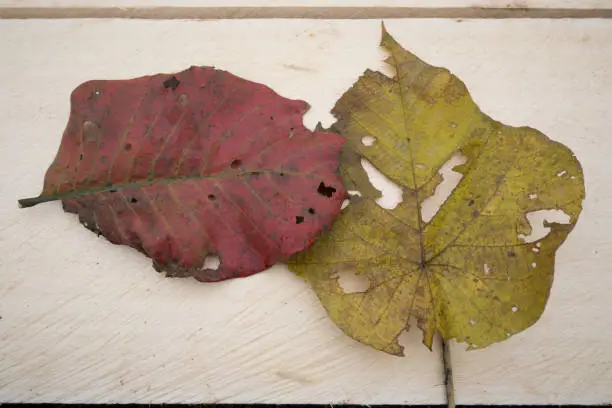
[317,182,336,197]
[507,251,516,257]
[124,143,132,151]
[129,197,138,204]
[280,172,285,177]
[308,208,316,214]
[79,154,83,161]
[468,199,475,206]
[163,76,180,91]
[472,210,480,217]
[296,216,304,224]
[231,159,242,169]
[208,194,216,201]
[473,278,478,283]
[270,116,274,121]
[109,189,117,193]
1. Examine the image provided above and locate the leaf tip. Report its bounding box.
[380,20,388,34]
[380,21,390,47]
[380,21,399,50]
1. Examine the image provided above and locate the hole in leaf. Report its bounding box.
[557,170,567,177]
[484,263,490,275]
[512,305,519,312]
[420,153,467,222]
[531,262,537,268]
[395,318,421,355]
[341,199,350,210]
[124,143,132,151]
[83,120,100,143]
[348,190,362,197]
[296,216,305,224]
[361,136,375,146]
[203,255,220,270]
[317,182,336,197]
[379,49,396,79]
[469,319,477,326]
[361,159,402,209]
[208,194,216,201]
[231,159,242,169]
[308,208,316,214]
[109,189,117,193]
[518,209,571,243]
[532,247,539,253]
[178,94,189,106]
[129,197,138,204]
[335,269,370,293]
[529,193,538,199]
[163,76,180,90]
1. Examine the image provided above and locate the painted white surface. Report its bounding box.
[1,0,611,9]
[0,18,611,404]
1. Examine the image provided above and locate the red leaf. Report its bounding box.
[20,66,347,282]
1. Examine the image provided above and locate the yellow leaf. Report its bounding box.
[289,25,585,355]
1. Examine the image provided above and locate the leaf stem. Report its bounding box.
[441,337,455,408]
[18,196,54,208]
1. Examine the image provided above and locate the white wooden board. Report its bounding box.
[0,18,611,404]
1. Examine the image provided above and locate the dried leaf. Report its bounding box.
[289,25,585,355]
[20,66,346,282]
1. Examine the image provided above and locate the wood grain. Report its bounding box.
[0,18,610,404]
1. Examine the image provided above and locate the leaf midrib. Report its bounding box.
[18,169,293,208]
[388,49,427,268]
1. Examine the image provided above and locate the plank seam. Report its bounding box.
[1,6,612,20]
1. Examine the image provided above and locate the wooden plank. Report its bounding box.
[0,0,610,9]
[2,3,612,19]
[0,18,610,404]
[2,7,612,19]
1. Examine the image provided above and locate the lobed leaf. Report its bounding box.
[289,25,585,355]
